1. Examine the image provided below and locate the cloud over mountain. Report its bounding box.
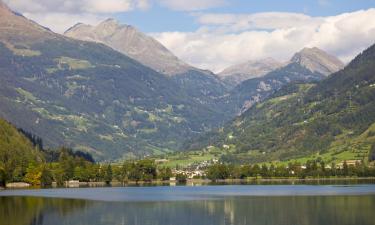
[4,1,375,73]
[4,0,149,33]
[158,0,226,11]
[153,9,375,72]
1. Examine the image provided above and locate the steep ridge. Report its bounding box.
[65,19,191,76]
[0,1,227,160]
[228,47,344,114]
[65,19,228,116]
[291,47,345,76]
[218,58,283,87]
[185,43,375,164]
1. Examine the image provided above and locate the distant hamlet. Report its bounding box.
[1,118,375,188]
[0,0,375,188]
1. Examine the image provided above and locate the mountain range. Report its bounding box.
[227,47,345,113]
[0,1,231,160]
[0,0,357,162]
[185,43,375,164]
[219,47,344,87]
[64,19,227,106]
[218,58,283,87]
[65,19,193,76]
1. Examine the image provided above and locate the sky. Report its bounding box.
[4,0,375,72]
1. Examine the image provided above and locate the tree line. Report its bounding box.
[0,146,187,187]
[206,160,375,181]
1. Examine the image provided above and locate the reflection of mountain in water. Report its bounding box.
[0,197,90,225]
[1,195,375,225]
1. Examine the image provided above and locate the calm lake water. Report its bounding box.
[1,185,375,225]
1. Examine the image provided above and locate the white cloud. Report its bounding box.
[3,1,375,73]
[137,0,151,10]
[195,12,324,32]
[153,9,375,73]
[23,12,104,34]
[4,0,144,14]
[158,0,226,11]
[2,0,226,33]
[3,0,150,33]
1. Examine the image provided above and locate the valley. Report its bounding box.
[0,0,374,167]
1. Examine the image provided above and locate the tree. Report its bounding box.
[24,164,42,186]
[40,165,53,187]
[103,165,113,184]
[52,166,65,186]
[0,166,5,186]
[138,160,157,181]
[207,164,230,181]
[260,164,269,178]
[176,173,187,183]
[73,166,91,182]
[128,163,141,182]
[240,164,253,178]
[159,167,172,181]
[58,148,75,181]
[320,161,326,176]
[343,161,349,176]
[369,143,375,162]
[252,164,261,177]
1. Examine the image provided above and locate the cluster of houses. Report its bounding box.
[171,159,220,179]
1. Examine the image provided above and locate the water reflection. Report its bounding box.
[1,195,375,225]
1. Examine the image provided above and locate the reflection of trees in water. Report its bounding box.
[1,196,375,225]
[0,197,90,225]
[205,196,375,225]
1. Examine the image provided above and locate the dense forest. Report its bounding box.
[0,118,182,186]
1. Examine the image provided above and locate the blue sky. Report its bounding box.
[5,0,375,72]
[116,0,375,33]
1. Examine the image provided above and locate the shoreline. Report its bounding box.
[1,177,375,190]
[68,177,375,186]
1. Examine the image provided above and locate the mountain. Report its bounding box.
[0,1,228,161]
[65,19,191,76]
[218,58,283,87]
[64,19,228,112]
[290,47,345,76]
[227,47,344,113]
[185,43,375,164]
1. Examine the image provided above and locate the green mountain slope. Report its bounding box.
[228,62,325,114]
[224,46,343,115]
[185,43,375,164]
[0,118,43,182]
[0,1,227,160]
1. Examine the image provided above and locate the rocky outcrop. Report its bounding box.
[65,19,192,76]
[291,47,345,76]
[218,58,283,86]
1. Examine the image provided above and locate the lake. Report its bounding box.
[1,185,375,225]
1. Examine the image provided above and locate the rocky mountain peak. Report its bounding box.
[0,0,12,15]
[64,19,192,76]
[96,18,122,34]
[218,57,283,86]
[291,47,345,76]
[0,0,53,43]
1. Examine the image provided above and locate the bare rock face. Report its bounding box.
[291,47,345,76]
[0,0,53,44]
[218,58,283,86]
[65,19,191,76]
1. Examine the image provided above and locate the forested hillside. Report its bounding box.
[0,1,229,160]
[0,119,43,184]
[185,43,375,164]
